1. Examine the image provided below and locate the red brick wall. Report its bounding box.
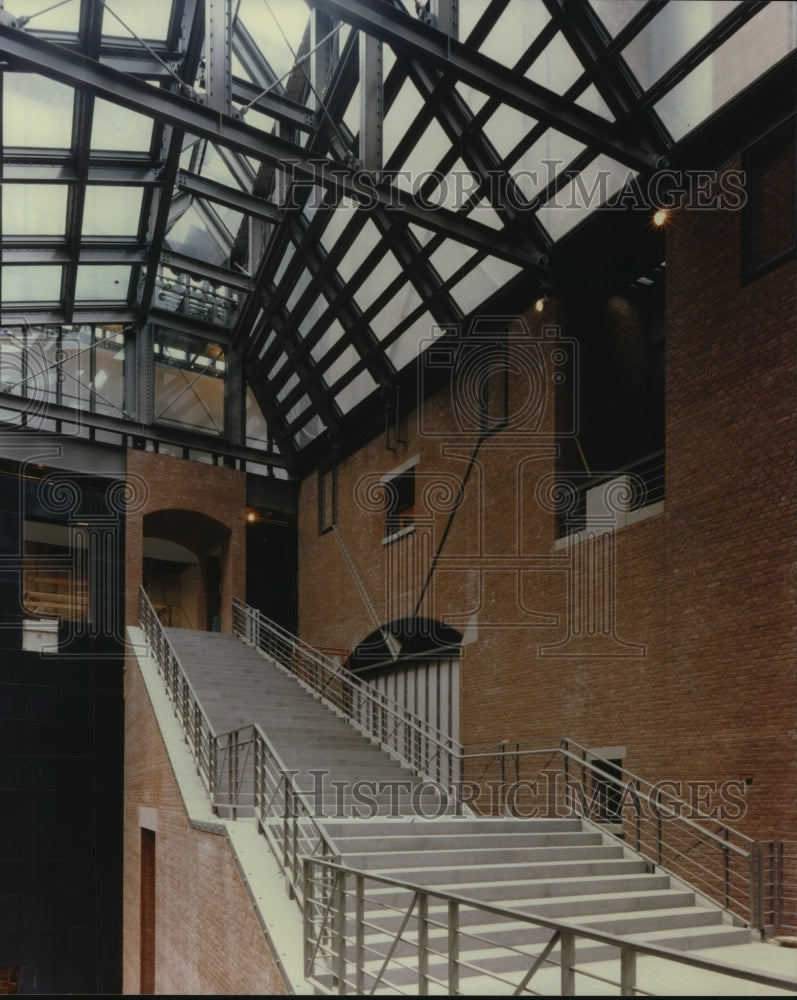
[125,450,247,632]
[123,645,287,995]
[296,159,796,843]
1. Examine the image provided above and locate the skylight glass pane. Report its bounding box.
[537,154,636,240]
[102,0,172,42]
[429,240,478,282]
[297,294,330,339]
[383,82,425,164]
[12,0,79,32]
[479,0,550,67]
[246,387,269,448]
[336,368,377,415]
[2,266,61,303]
[83,187,144,236]
[3,75,73,149]
[166,205,229,265]
[460,0,491,43]
[526,32,585,94]
[509,130,587,202]
[483,106,538,160]
[309,320,344,364]
[385,313,437,372]
[237,0,310,85]
[3,185,67,236]
[622,1,740,90]
[454,81,491,116]
[91,98,153,153]
[335,219,380,282]
[74,266,131,302]
[589,0,645,38]
[450,257,523,313]
[654,5,797,142]
[575,84,615,121]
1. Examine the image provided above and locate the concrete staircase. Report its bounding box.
[165,627,446,818]
[163,627,754,992]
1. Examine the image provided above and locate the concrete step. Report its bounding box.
[339,843,625,871]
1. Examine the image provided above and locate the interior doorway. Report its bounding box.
[142,509,229,630]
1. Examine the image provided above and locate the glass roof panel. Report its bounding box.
[459,1,492,43]
[101,0,172,43]
[3,74,74,149]
[3,185,67,236]
[622,1,740,90]
[82,186,144,237]
[2,266,61,303]
[385,313,438,372]
[429,240,478,282]
[12,0,79,32]
[74,266,132,302]
[454,81,491,116]
[166,205,231,264]
[588,0,645,38]
[509,130,588,202]
[525,32,585,94]
[91,98,154,153]
[483,106,538,160]
[479,0,550,67]
[383,80,425,164]
[336,367,378,416]
[237,0,310,86]
[654,4,797,142]
[575,84,615,121]
[450,257,523,314]
[371,284,424,344]
[537,153,636,240]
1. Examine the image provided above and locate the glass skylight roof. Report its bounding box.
[0,0,793,466]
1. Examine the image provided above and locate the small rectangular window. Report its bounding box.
[318,466,337,535]
[385,468,415,537]
[743,121,796,280]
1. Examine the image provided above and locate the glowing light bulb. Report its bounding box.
[653,208,669,227]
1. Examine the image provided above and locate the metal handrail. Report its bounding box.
[302,858,797,996]
[138,586,339,904]
[232,597,463,790]
[459,739,767,931]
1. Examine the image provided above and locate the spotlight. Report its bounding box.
[653,208,669,227]
[246,510,256,523]
[534,294,549,313]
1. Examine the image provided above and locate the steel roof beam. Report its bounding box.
[312,0,662,172]
[175,169,282,223]
[0,26,541,269]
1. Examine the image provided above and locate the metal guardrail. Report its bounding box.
[232,597,463,790]
[302,858,797,997]
[139,586,338,904]
[460,739,779,934]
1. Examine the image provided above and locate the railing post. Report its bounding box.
[723,828,730,909]
[333,871,346,994]
[560,929,575,996]
[303,857,314,979]
[418,891,429,995]
[620,945,636,996]
[447,899,459,995]
[355,874,365,995]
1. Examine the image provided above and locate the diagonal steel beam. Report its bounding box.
[0,25,542,269]
[312,0,662,171]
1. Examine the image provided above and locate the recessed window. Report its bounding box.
[318,466,337,535]
[743,121,796,281]
[384,467,415,538]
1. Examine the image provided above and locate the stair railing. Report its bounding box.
[139,587,339,905]
[302,857,797,997]
[232,597,463,791]
[459,738,775,934]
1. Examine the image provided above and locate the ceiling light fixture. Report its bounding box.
[653,208,670,227]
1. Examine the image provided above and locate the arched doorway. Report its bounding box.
[142,509,230,630]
